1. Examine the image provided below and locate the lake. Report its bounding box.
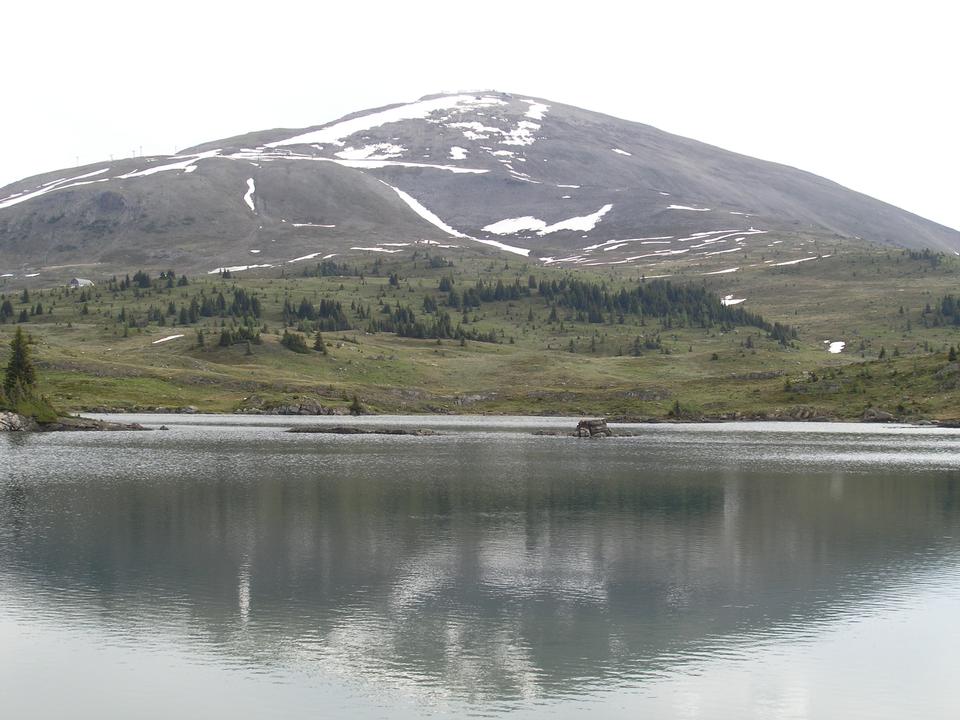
[2,416,960,718]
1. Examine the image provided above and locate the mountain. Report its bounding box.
[2,91,958,281]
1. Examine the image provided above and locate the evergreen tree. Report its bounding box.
[4,326,36,397]
[281,330,310,353]
[313,331,327,354]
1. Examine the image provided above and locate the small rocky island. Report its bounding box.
[288,426,440,436]
[576,418,613,437]
[534,418,617,437]
[0,411,149,432]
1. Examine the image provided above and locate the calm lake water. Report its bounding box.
[3,416,960,718]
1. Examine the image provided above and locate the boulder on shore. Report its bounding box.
[0,412,37,432]
[862,407,896,423]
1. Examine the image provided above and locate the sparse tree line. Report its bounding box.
[1,268,800,355]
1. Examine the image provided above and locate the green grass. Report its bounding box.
[2,245,960,421]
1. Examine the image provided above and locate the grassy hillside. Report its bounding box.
[2,243,959,420]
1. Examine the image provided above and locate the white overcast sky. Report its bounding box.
[3,0,958,230]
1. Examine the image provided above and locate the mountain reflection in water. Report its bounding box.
[2,419,960,717]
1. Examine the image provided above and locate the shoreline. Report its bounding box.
[69,410,959,429]
[5,408,957,433]
[69,405,950,426]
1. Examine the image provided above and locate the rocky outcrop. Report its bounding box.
[35,417,150,432]
[576,419,612,437]
[237,396,348,416]
[0,412,36,431]
[1,412,148,432]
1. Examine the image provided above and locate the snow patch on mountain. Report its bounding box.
[582,235,674,252]
[243,178,256,212]
[335,144,405,161]
[501,120,540,146]
[288,252,327,263]
[207,264,273,274]
[351,247,403,254]
[772,255,823,266]
[668,204,711,212]
[120,150,220,179]
[379,180,531,257]
[329,158,488,174]
[612,148,632,156]
[267,94,506,148]
[523,100,549,120]
[380,181,467,239]
[484,205,613,236]
[450,118,540,147]
[449,146,468,160]
[0,168,111,209]
[540,204,613,234]
[483,216,547,234]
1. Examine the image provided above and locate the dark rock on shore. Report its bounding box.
[38,416,150,432]
[577,419,612,437]
[287,426,439,436]
[862,407,896,423]
[1,411,149,432]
